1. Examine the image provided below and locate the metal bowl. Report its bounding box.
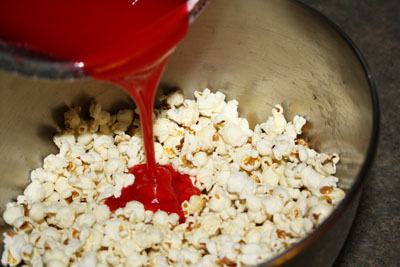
[0,0,379,266]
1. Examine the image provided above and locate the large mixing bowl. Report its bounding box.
[0,0,379,266]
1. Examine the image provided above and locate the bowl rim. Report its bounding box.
[264,1,380,266]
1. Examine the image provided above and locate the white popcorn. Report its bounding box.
[234,145,261,171]
[152,211,169,229]
[1,89,345,266]
[293,115,306,134]
[73,251,97,267]
[199,214,221,235]
[256,138,273,156]
[227,172,250,195]
[104,158,125,178]
[30,168,48,183]
[126,252,147,267]
[54,177,71,194]
[220,122,248,147]
[123,201,145,223]
[290,218,304,236]
[261,165,281,188]
[154,142,169,165]
[273,186,290,204]
[263,195,283,216]
[149,254,169,266]
[29,203,45,222]
[167,100,199,127]
[1,233,31,266]
[211,99,239,125]
[153,118,172,143]
[43,249,69,266]
[77,132,93,146]
[315,153,340,175]
[245,228,262,244]
[209,190,231,212]
[55,205,75,228]
[222,215,249,237]
[110,173,134,198]
[3,203,25,225]
[165,91,184,107]
[240,243,262,265]
[178,247,202,265]
[134,225,163,250]
[260,105,287,136]
[43,154,69,174]
[195,123,217,151]
[272,134,295,160]
[301,166,323,190]
[76,213,96,228]
[193,151,208,167]
[195,88,225,117]
[310,201,334,224]
[13,216,33,233]
[246,195,263,212]
[93,204,111,223]
[23,181,45,203]
[298,145,309,162]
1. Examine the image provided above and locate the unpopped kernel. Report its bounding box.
[2,88,345,266]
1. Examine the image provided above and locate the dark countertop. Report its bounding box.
[299,1,399,266]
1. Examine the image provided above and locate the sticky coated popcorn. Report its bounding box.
[2,89,345,266]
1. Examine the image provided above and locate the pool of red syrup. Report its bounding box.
[0,0,201,222]
[105,164,200,223]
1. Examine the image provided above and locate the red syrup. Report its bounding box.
[105,164,201,223]
[0,0,201,222]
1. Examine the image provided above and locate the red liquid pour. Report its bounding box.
[105,164,200,223]
[0,0,201,222]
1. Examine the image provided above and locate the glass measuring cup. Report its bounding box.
[0,0,209,80]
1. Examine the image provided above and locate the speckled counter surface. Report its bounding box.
[299,1,400,266]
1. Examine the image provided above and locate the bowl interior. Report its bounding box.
[0,0,375,264]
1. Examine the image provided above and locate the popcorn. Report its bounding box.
[272,134,295,160]
[54,177,71,194]
[194,88,225,117]
[220,122,248,147]
[89,102,111,126]
[226,172,250,195]
[13,216,33,233]
[301,166,323,190]
[29,203,45,222]
[192,151,208,167]
[133,225,163,250]
[167,100,199,127]
[152,210,170,229]
[55,205,75,228]
[245,228,262,244]
[3,203,25,225]
[76,213,96,228]
[263,195,284,216]
[1,89,345,266]
[43,249,69,266]
[260,104,287,136]
[1,233,30,266]
[240,243,262,265]
[125,252,147,267]
[165,91,184,107]
[209,190,231,212]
